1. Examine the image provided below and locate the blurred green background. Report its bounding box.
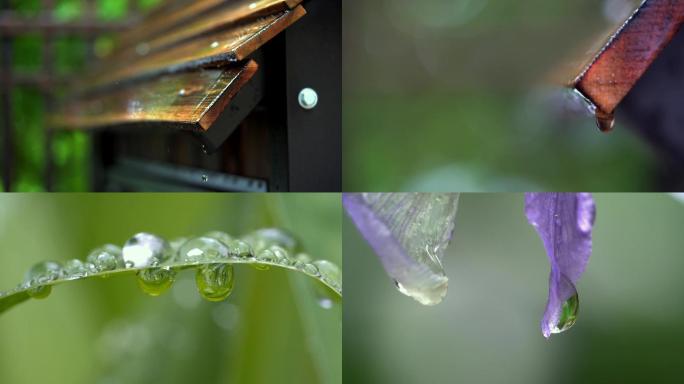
[0,193,341,384]
[1,0,162,191]
[344,193,684,383]
[343,0,663,191]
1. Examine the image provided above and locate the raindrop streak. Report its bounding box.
[196,264,234,302]
[549,293,579,335]
[123,233,172,268]
[595,109,615,133]
[137,267,177,297]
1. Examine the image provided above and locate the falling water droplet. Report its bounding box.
[315,283,339,309]
[196,264,234,302]
[123,233,172,268]
[549,292,579,335]
[24,261,63,299]
[178,237,229,263]
[595,109,615,133]
[228,239,253,258]
[137,267,177,296]
[87,244,123,272]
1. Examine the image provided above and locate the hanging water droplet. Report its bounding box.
[27,285,52,299]
[595,109,615,133]
[312,260,341,286]
[178,237,229,263]
[196,264,234,302]
[137,267,177,296]
[245,228,298,253]
[86,244,123,272]
[123,233,172,268]
[24,261,63,299]
[203,231,232,245]
[228,239,253,258]
[549,292,579,335]
[63,259,87,278]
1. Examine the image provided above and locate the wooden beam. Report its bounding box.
[51,61,257,132]
[571,0,684,132]
[82,7,305,93]
[115,0,302,53]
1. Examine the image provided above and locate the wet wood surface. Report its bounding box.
[113,0,303,59]
[82,7,305,92]
[572,0,684,122]
[52,61,258,132]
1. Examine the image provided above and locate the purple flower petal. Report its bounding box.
[343,193,459,305]
[525,192,596,338]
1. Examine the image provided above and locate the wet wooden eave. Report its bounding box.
[571,0,684,128]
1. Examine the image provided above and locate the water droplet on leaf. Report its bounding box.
[245,228,298,253]
[178,237,229,263]
[228,239,253,258]
[196,264,234,302]
[24,261,63,299]
[123,233,172,268]
[87,244,123,272]
[137,267,176,296]
[63,259,87,278]
[203,231,232,245]
[312,260,341,286]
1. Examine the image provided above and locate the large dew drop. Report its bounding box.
[179,237,229,263]
[24,261,63,299]
[196,264,234,302]
[137,267,177,296]
[123,233,172,268]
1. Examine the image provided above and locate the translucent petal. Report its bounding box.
[344,193,459,305]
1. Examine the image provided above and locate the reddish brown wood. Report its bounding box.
[82,7,305,92]
[572,0,684,129]
[51,61,258,132]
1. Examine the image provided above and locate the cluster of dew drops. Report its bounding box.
[13,229,341,309]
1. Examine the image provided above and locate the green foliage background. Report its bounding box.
[2,0,162,191]
[0,193,342,384]
[343,0,659,191]
[344,193,684,383]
